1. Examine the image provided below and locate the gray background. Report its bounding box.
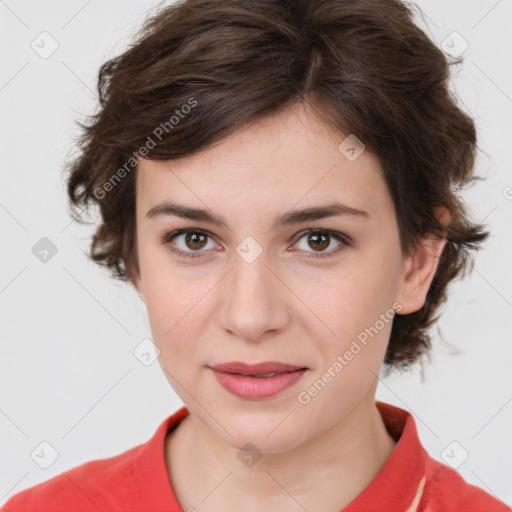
[1,0,511,506]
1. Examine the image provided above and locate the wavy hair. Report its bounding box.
[65,0,489,372]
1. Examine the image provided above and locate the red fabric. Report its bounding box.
[2,402,510,512]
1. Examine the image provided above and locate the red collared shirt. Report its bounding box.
[2,402,510,512]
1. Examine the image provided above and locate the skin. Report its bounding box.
[130,100,448,512]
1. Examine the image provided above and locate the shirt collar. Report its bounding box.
[343,401,428,512]
[136,406,187,510]
[137,401,427,512]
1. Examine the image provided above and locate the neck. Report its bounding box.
[166,389,397,511]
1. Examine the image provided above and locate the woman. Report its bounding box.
[3,0,509,510]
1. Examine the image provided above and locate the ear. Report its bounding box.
[395,207,450,315]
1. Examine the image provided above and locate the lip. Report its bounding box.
[209,361,307,375]
[208,361,308,400]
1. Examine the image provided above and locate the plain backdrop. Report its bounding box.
[1,0,511,506]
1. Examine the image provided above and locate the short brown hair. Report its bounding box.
[65,0,489,372]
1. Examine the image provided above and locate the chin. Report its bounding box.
[218,418,306,454]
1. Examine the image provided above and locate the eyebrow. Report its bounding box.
[145,200,369,230]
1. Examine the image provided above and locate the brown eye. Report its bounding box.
[163,228,352,261]
[293,229,351,259]
[163,229,216,259]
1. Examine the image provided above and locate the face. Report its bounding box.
[132,102,433,452]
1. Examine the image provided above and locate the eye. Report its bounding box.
[291,229,352,259]
[162,228,352,260]
[163,229,217,259]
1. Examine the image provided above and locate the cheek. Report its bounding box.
[295,266,396,424]
[143,276,201,342]
[293,251,399,368]
[139,260,218,369]
[138,238,190,332]
[295,256,396,329]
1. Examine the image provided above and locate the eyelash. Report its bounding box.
[162,228,352,260]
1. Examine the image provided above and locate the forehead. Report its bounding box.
[136,102,392,222]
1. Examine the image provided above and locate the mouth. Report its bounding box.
[208,361,308,376]
[208,361,308,399]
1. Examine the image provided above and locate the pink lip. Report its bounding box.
[208,361,308,400]
[209,361,306,375]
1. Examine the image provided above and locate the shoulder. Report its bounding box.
[1,444,143,512]
[2,408,188,512]
[421,457,511,512]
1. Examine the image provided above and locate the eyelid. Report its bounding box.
[162,228,352,260]
[289,229,352,259]
[162,228,220,259]
[291,228,352,247]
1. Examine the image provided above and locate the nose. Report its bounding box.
[218,251,290,343]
